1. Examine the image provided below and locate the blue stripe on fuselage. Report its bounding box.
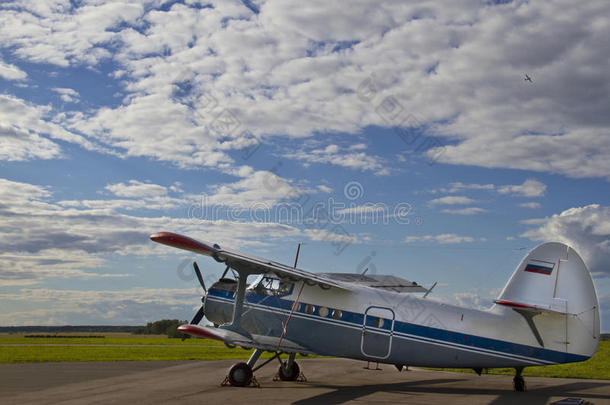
[206,288,588,365]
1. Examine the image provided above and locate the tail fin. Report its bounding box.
[496,242,599,358]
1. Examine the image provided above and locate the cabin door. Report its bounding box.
[361,306,395,360]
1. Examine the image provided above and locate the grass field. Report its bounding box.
[430,340,610,380]
[1,333,607,380]
[0,333,308,363]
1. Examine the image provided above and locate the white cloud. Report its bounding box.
[0,287,200,325]
[204,168,305,208]
[336,204,388,215]
[105,180,168,198]
[0,59,27,80]
[441,207,487,215]
[0,125,62,161]
[52,87,80,103]
[304,228,357,245]
[521,204,610,276]
[404,233,478,244]
[430,182,496,194]
[429,196,477,205]
[1,1,606,179]
[317,184,333,193]
[0,94,112,160]
[0,1,144,67]
[498,179,546,197]
[286,143,388,175]
[0,178,305,285]
[519,202,541,209]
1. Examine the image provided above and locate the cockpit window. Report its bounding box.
[253,275,294,297]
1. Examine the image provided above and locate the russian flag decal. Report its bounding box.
[524,262,554,275]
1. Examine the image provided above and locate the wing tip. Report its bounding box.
[150,231,216,255]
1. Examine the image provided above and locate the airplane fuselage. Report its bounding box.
[204,279,590,369]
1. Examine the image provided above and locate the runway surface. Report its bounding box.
[1,358,609,404]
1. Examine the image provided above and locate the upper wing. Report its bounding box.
[318,273,428,293]
[150,231,351,291]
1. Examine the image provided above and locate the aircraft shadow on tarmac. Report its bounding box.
[291,378,610,405]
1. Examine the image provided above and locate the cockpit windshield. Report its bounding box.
[250,274,294,297]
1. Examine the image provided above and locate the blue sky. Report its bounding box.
[1,0,609,330]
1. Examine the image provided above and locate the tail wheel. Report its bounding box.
[278,361,300,381]
[513,375,526,392]
[228,362,253,387]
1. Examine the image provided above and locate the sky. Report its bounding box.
[1,0,609,331]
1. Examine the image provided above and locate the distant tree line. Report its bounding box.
[0,326,139,334]
[132,319,189,338]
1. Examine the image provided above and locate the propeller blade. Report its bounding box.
[193,262,206,293]
[190,306,205,325]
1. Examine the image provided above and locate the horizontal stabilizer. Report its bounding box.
[494,299,568,315]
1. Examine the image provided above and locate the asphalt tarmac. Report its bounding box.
[1,358,609,404]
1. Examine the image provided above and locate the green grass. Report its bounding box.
[0,335,226,346]
[0,345,308,363]
[0,333,313,363]
[429,340,610,380]
[2,333,607,380]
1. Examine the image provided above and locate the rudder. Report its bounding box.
[496,242,599,359]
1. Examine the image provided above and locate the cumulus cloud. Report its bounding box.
[105,180,168,198]
[285,143,389,175]
[0,125,62,161]
[521,204,610,276]
[404,233,479,244]
[0,94,111,160]
[0,59,27,80]
[2,1,608,179]
[519,202,541,209]
[0,1,144,67]
[441,207,487,215]
[429,182,496,194]
[0,178,304,286]
[429,196,477,205]
[304,228,357,245]
[498,179,547,197]
[0,288,200,325]
[201,167,309,209]
[51,87,80,103]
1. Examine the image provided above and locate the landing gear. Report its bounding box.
[278,360,300,381]
[513,367,526,392]
[227,362,253,387]
[223,349,305,387]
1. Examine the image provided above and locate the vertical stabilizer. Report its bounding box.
[496,242,599,358]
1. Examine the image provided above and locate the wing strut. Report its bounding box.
[277,282,305,350]
[223,268,254,337]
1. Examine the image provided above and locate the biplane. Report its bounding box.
[150,232,599,391]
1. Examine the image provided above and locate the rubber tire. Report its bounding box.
[228,362,253,387]
[513,376,526,392]
[278,361,300,381]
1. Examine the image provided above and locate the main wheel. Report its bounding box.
[278,361,300,381]
[228,362,253,387]
[513,375,526,392]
